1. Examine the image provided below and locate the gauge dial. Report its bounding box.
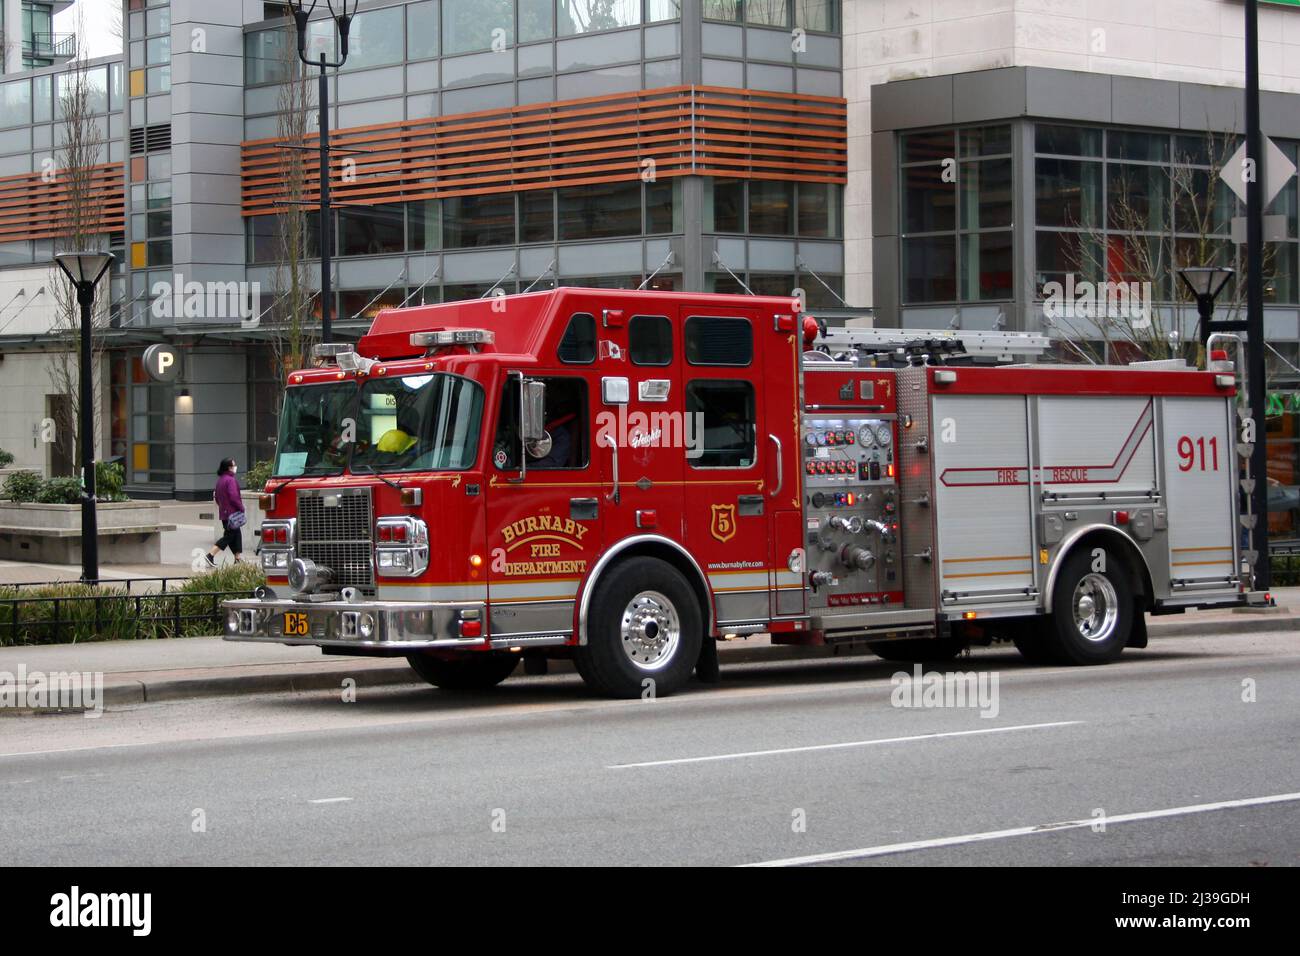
[875,424,892,446]
[857,424,875,447]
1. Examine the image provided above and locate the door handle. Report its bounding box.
[604,435,620,505]
[570,498,598,520]
[768,433,783,497]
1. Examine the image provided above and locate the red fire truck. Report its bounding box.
[224,288,1263,698]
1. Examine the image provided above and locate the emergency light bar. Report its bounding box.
[410,329,495,348]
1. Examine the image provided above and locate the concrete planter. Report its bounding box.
[0,500,177,565]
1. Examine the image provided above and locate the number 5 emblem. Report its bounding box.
[710,503,737,543]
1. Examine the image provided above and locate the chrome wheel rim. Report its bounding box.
[620,590,681,670]
[1072,573,1119,643]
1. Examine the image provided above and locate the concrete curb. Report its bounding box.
[88,613,1298,707]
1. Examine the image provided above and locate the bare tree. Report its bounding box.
[47,47,109,476]
[269,25,316,390]
[1059,129,1276,365]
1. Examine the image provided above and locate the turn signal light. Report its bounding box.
[460,620,483,638]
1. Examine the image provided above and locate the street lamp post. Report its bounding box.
[288,1,358,347]
[1177,266,1235,346]
[54,251,115,586]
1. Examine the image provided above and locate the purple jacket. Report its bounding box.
[215,472,244,522]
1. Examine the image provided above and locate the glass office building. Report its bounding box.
[0,0,847,497]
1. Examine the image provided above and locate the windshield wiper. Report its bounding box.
[354,461,402,491]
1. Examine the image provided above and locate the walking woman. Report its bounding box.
[206,458,246,567]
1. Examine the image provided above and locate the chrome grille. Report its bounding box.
[297,487,374,592]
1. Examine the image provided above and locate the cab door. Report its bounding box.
[765,317,806,618]
[678,307,771,630]
[595,311,686,554]
[484,360,601,645]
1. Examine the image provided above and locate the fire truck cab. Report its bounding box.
[224,288,1261,698]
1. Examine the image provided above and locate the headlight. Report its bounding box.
[226,610,240,634]
[358,613,376,639]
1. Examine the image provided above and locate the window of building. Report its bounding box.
[443,193,515,247]
[749,180,795,235]
[646,178,681,234]
[685,316,753,366]
[630,315,672,365]
[796,0,839,32]
[1031,123,1274,304]
[901,124,1013,304]
[702,1,741,21]
[520,189,555,243]
[494,377,589,470]
[558,0,641,36]
[686,380,755,468]
[707,178,745,232]
[558,181,641,239]
[558,313,597,364]
[798,182,841,237]
[344,6,405,70]
[339,203,405,257]
[746,0,789,27]
[520,0,555,41]
[407,1,440,59]
[647,1,682,23]
[408,199,441,252]
[444,0,513,54]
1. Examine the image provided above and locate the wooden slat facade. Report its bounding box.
[241,84,847,217]
[0,162,125,242]
[0,84,846,243]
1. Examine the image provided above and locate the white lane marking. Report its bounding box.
[308,797,353,804]
[607,720,1083,769]
[0,742,146,760]
[744,791,1300,867]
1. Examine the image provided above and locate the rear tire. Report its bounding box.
[869,636,965,663]
[1042,545,1132,665]
[1006,618,1056,664]
[576,557,703,699]
[406,651,519,690]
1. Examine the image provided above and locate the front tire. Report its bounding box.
[406,651,519,690]
[1042,546,1132,665]
[576,557,703,699]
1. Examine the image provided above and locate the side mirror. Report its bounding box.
[521,380,547,443]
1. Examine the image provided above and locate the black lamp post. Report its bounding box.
[288,0,358,346]
[1178,266,1235,347]
[54,251,115,585]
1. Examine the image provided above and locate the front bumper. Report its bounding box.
[221,596,487,651]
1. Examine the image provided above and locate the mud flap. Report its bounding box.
[1126,603,1149,649]
[695,636,720,683]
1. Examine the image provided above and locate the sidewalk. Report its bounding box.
[0,591,1295,709]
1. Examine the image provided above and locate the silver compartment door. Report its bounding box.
[932,394,1036,604]
[1162,397,1237,585]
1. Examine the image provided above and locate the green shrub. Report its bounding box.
[36,476,83,504]
[0,564,266,645]
[96,460,127,502]
[2,470,43,502]
[0,447,14,468]
[242,459,274,491]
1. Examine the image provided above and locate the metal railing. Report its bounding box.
[0,577,257,644]
[23,32,77,60]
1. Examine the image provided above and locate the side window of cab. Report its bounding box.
[492,377,590,471]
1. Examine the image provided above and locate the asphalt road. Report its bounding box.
[2,630,1297,866]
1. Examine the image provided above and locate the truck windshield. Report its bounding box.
[273,374,484,477]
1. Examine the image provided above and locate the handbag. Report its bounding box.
[228,510,247,530]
